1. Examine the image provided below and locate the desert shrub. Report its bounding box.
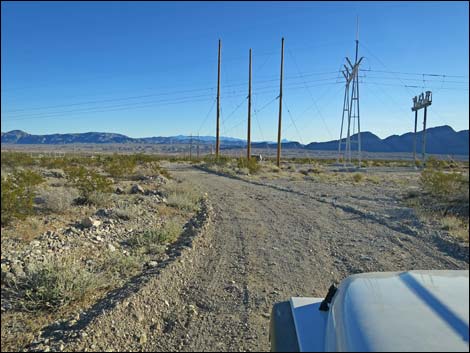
[1,152,37,169]
[309,165,324,174]
[38,186,80,214]
[112,202,140,220]
[266,164,280,173]
[64,166,112,200]
[420,158,467,199]
[237,157,261,174]
[352,173,364,183]
[1,170,45,225]
[203,155,232,167]
[440,216,469,242]
[128,220,181,254]
[38,156,68,170]
[112,208,133,220]
[96,250,142,283]
[9,256,98,311]
[365,175,381,184]
[167,192,200,212]
[87,191,114,207]
[144,161,171,179]
[103,153,137,178]
[164,182,201,212]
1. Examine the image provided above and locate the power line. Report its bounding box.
[3,71,342,115]
[197,98,217,135]
[222,96,248,125]
[283,99,304,145]
[360,68,468,79]
[6,92,219,120]
[360,75,468,85]
[5,96,216,122]
[362,82,468,91]
[287,48,334,139]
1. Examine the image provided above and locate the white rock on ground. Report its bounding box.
[131,184,145,194]
[82,217,101,228]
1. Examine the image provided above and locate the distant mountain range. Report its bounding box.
[1,125,469,155]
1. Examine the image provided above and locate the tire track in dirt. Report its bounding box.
[42,163,468,352]
[157,164,467,351]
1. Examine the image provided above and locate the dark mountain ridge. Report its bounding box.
[2,125,468,155]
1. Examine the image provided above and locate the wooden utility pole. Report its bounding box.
[247,48,252,160]
[216,39,221,159]
[276,37,284,168]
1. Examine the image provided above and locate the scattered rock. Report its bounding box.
[224,284,241,293]
[107,243,116,252]
[82,217,101,228]
[360,254,373,261]
[115,186,125,194]
[139,333,147,345]
[131,184,145,194]
[95,208,111,218]
[10,263,26,279]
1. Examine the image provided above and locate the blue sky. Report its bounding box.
[1,1,468,143]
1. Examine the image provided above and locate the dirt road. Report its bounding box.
[48,163,468,352]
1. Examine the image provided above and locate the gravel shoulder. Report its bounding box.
[29,163,469,352]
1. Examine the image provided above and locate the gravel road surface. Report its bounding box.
[40,163,468,352]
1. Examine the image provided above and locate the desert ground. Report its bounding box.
[1,151,468,352]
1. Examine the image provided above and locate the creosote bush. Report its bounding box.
[1,170,45,225]
[103,153,137,178]
[237,157,261,174]
[420,157,468,200]
[64,165,113,201]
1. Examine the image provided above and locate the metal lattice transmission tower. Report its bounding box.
[338,27,364,168]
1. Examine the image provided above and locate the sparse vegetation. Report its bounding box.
[1,170,45,225]
[103,153,137,177]
[420,157,468,201]
[237,157,261,174]
[404,157,470,242]
[38,186,80,214]
[352,173,364,183]
[6,255,98,312]
[128,220,182,255]
[1,151,198,351]
[64,165,113,201]
[165,181,201,212]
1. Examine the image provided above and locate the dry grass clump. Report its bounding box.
[86,191,115,207]
[352,173,364,183]
[237,157,261,174]
[127,219,182,255]
[440,216,469,242]
[5,255,98,312]
[163,181,201,212]
[405,157,469,243]
[37,186,80,214]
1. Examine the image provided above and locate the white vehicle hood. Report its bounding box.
[325,270,469,352]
